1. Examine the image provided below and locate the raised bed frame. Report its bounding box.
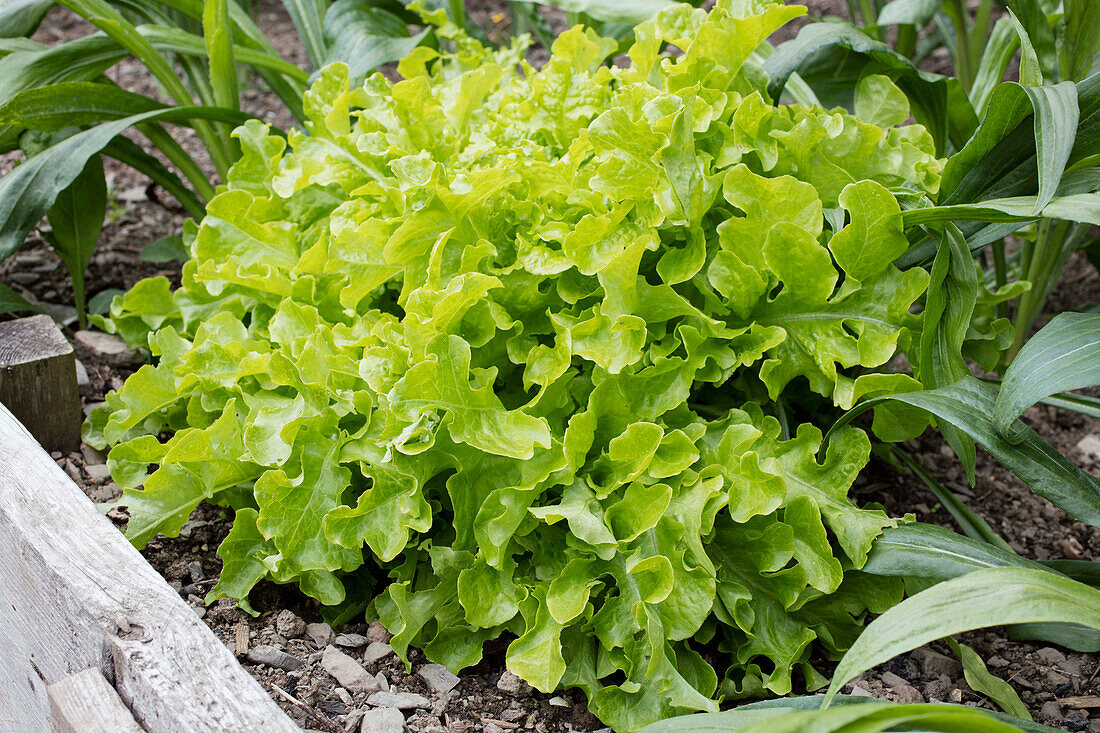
[0,402,298,732]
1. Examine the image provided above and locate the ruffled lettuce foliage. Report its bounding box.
[85,1,943,728]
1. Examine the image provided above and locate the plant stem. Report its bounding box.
[992,240,1007,321]
[137,123,217,202]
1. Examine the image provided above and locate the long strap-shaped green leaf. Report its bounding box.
[280,0,328,69]
[0,105,260,261]
[941,81,1078,212]
[203,0,238,113]
[57,0,232,178]
[637,696,1062,732]
[918,223,978,482]
[0,0,52,38]
[903,191,1100,226]
[994,312,1100,441]
[828,377,1100,526]
[823,567,1100,706]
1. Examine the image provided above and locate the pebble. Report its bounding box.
[336,633,369,648]
[366,691,431,710]
[367,621,391,643]
[275,610,306,638]
[376,672,390,692]
[548,697,569,708]
[359,707,405,733]
[850,685,875,697]
[75,359,89,388]
[1077,434,1100,462]
[880,671,909,688]
[73,330,144,368]
[60,458,81,483]
[911,648,962,678]
[418,664,460,695]
[80,443,105,466]
[1060,658,1085,676]
[363,641,394,665]
[322,646,380,693]
[987,655,1009,668]
[496,671,532,696]
[1046,669,1070,687]
[1041,701,1063,720]
[246,645,304,671]
[483,723,505,733]
[187,561,205,583]
[85,464,112,483]
[345,710,365,731]
[923,676,951,701]
[306,622,335,647]
[1036,647,1067,665]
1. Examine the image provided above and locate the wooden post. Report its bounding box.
[0,314,80,452]
[0,402,299,733]
[48,668,143,733]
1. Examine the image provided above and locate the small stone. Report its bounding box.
[80,443,105,466]
[75,359,89,388]
[336,633,370,648]
[497,671,532,696]
[483,724,505,733]
[1046,669,1070,687]
[74,330,144,368]
[306,622,335,647]
[345,710,366,732]
[1041,701,1062,721]
[192,606,207,619]
[275,610,306,638]
[923,677,951,701]
[418,663,460,695]
[1089,719,1100,733]
[376,672,389,692]
[367,621,391,643]
[911,648,962,678]
[366,691,431,710]
[1077,434,1100,462]
[548,697,569,708]
[323,646,380,693]
[1037,647,1067,665]
[880,671,909,688]
[893,685,924,704]
[85,464,112,483]
[360,707,405,733]
[850,685,874,698]
[61,459,81,483]
[187,561,205,582]
[363,641,393,665]
[1060,658,1085,676]
[247,644,304,671]
[987,656,1009,668]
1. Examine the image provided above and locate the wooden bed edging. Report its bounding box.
[0,402,298,733]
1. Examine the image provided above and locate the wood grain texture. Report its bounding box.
[0,403,298,733]
[48,667,143,733]
[0,315,80,451]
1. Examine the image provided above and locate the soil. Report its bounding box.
[4,2,1100,732]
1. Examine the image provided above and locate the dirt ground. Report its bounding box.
[3,1,1100,731]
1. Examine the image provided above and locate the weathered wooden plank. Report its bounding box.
[0,402,298,733]
[48,667,143,733]
[0,314,80,451]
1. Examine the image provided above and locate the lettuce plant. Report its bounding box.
[86,1,945,728]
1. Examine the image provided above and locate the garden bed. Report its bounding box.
[3,1,1100,732]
